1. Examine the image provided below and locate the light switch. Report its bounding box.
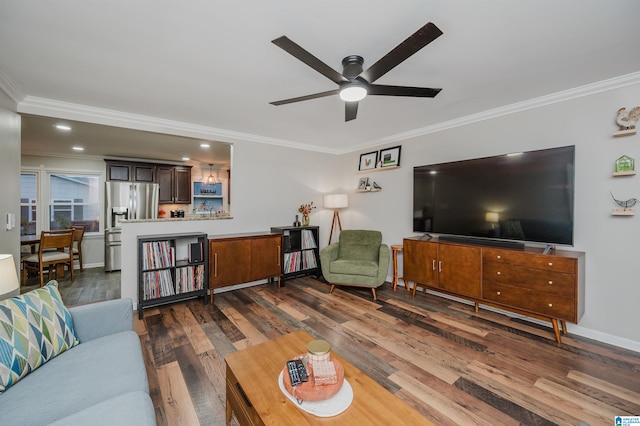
[6,213,15,230]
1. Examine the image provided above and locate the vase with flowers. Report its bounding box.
[298,201,316,226]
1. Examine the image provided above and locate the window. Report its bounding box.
[20,172,38,236]
[49,173,100,232]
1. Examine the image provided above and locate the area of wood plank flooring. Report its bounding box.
[31,269,640,425]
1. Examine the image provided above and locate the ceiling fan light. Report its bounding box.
[339,86,367,102]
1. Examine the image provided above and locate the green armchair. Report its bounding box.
[320,230,390,300]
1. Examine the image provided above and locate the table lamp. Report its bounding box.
[324,194,348,245]
[0,254,20,300]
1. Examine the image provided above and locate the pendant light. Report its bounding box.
[206,163,217,184]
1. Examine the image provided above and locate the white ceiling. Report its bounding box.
[2,1,640,160]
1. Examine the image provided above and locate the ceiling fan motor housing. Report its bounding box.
[342,55,364,79]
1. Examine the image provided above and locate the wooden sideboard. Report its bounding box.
[403,236,585,343]
[209,232,282,303]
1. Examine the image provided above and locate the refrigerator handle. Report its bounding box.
[130,183,137,220]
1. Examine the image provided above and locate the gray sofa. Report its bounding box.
[0,298,156,425]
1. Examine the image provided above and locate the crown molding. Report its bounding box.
[17,96,338,154]
[344,71,640,154]
[0,65,25,104]
[17,71,640,156]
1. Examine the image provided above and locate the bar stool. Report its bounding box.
[391,244,410,292]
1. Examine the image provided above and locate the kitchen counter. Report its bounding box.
[122,214,232,223]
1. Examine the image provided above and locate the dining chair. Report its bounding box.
[22,230,74,287]
[70,225,86,271]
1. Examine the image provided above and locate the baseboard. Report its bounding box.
[393,279,640,353]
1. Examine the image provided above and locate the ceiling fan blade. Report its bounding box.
[367,84,441,97]
[270,89,339,106]
[359,22,443,84]
[345,102,358,121]
[272,36,348,85]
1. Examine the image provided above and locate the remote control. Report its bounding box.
[286,359,308,386]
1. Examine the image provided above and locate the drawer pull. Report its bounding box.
[496,291,501,295]
[548,303,553,307]
[548,262,553,266]
[235,382,252,408]
[496,271,501,276]
[432,259,436,271]
[548,280,553,285]
[496,255,501,259]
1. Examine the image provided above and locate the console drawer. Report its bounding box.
[483,281,575,320]
[482,261,575,296]
[483,248,575,273]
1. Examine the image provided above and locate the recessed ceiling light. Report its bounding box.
[182,157,190,161]
[72,146,84,151]
[54,124,72,131]
[200,143,210,148]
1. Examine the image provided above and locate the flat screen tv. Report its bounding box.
[413,145,575,247]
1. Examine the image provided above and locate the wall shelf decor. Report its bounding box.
[613,154,635,176]
[613,106,639,137]
[610,192,638,216]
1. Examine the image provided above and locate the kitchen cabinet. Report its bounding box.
[158,166,192,203]
[106,160,156,182]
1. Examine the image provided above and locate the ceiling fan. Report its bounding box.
[270,21,443,122]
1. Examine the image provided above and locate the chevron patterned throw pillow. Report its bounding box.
[0,280,79,393]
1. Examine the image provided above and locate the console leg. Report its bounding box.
[411,282,417,298]
[474,302,479,313]
[551,318,562,343]
[561,320,568,335]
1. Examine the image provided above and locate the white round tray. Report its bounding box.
[277,371,353,417]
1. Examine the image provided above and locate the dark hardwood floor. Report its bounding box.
[25,268,640,425]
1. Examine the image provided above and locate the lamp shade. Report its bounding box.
[0,254,20,300]
[323,194,349,209]
[485,212,499,223]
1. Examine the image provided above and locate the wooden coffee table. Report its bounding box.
[225,330,432,425]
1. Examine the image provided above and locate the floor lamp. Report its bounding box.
[0,254,20,300]
[324,194,348,245]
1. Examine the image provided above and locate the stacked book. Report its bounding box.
[142,241,175,270]
[176,264,205,293]
[142,269,175,300]
[283,250,318,273]
[301,229,317,249]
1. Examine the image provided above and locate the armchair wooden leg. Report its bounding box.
[329,284,336,294]
[371,288,377,300]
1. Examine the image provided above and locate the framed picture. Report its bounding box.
[379,145,402,167]
[358,177,369,190]
[359,151,378,171]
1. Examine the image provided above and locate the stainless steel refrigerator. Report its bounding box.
[105,182,159,271]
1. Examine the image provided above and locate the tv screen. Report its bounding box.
[413,145,575,246]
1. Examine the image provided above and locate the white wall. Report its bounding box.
[120,140,342,303]
[338,82,640,351]
[0,88,21,274]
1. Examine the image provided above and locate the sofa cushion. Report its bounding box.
[0,330,149,425]
[48,391,156,426]
[0,280,78,393]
